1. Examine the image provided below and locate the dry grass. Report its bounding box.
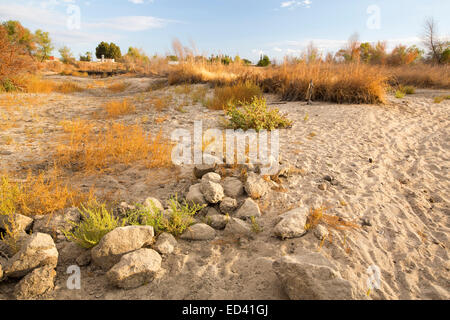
[104,99,136,118]
[107,81,128,93]
[388,65,450,89]
[433,95,450,104]
[56,121,173,172]
[150,94,173,111]
[205,81,262,110]
[10,75,85,94]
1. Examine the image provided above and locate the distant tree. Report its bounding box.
[257,55,271,67]
[221,55,232,65]
[108,42,122,60]
[422,17,449,64]
[387,45,423,65]
[2,20,35,54]
[306,41,321,63]
[126,47,149,62]
[167,55,178,61]
[242,58,252,66]
[34,29,53,61]
[79,52,92,61]
[59,46,75,64]
[95,41,110,59]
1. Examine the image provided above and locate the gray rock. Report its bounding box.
[33,207,80,237]
[219,197,238,214]
[205,213,229,230]
[153,232,177,255]
[186,183,208,206]
[235,198,261,220]
[143,197,164,212]
[14,265,56,299]
[91,226,155,270]
[106,248,162,289]
[194,164,216,179]
[180,223,216,241]
[4,233,58,278]
[0,213,33,233]
[221,177,244,198]
[58,241,87,265]
[200,180,224,204]
[201,172,221,184]
[224,218,251,237]
[76,250,92,266]
[273,207,309,240]
[244,172,268,199]
[314,225,329,240]
[273,252,354,300]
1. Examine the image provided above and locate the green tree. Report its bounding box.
[59,46,74,64]
[34,29,53,61]
[257,55,271,67]
[79,52,92,61]
[95,41,110,59]
[108,42,122,60]
[2,20,35,54]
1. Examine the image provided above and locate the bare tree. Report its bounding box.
[423,17,444,63]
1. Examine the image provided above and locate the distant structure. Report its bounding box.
[48,56,60,61]
[99,54,115,63]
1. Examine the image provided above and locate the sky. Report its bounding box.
[0,0,449,62]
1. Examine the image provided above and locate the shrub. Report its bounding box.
[257,55,271,67]
[206,81,262,110]
[107,81,128,93]
[64,202,122,248]
[402,86,415,94]
[434,95,450,103]
[395,90,406,99]
[226,96,293,131]
[104,99,136,118]
[126,195,205,237]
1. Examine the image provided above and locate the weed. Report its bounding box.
[433,95,450,103]
[250,216,262,233]
[104,99,136,118]
[395,90,406,99]
[107,81,128,93]
[205,81,262,110]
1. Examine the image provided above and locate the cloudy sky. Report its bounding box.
[0,0,448,61]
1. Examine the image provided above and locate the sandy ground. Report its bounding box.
[0,75,449,300]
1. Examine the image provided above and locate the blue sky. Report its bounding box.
[0,0,449,62]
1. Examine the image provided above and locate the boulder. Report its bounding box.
[106,248,162,289]
[244,172,268,199]
[14,265,56,299]
[200,180,224,204]
[153,232,177,255]
[201,172,221,184]
[314,225,329,240]
[235,198,261,220]
[143,197,164,213]
[0,213,33,233]
[180,223,216,241]
[224,218,251,237]
[219,197,238,214]
[273,252,354,300]
[33,207,80,238]
[4,233,58,278]
[91,226,155,270]
[273,207,309,240]
[206,213,229,230]
[221,177,244,198]
[194,164,216,179]
[58,241,87,265]
[186,184,208,206]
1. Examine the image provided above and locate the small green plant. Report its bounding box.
[434,95,450,104]
[402,86,415,94]
[64,202,122,249]
[126,195,205,237]
[395,90,406,99]
[226,96,293,131]
[1,79,17,92]
[250,216,262,233]
[0,213,22,255]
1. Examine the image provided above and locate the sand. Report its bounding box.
[0,75,448,300]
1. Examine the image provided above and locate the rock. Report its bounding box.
[323,175,332,182]
[318,183,327,191]
[205,213,229,230]
[153,232,177,255]
[314,225,329,240]
[14,265,56,299]
[4,233,58,278]
[106,248,162,289]
[273,252,354,300]
[200,180,224,204]
[143,197,164,212]
[91,226,155,270]
[180,223,216,241]
[221,177,244,198]
[244,172,268,199]
[0,213,33,233]
[224,218,251,237]
[0,231,30,257]
[273,207,309,240]
[201,172,221,184]
[361,217,372,227]
[186,183,207,206]
[235,198,261,220]
[194,164,216,179]
[219,197,238,214]
[76,250,92,266]
[33,207,80,238]
[58,241,87,265]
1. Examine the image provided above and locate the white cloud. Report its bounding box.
[280,1,312,9]
[128,0,154,3]
[88,16,169,31]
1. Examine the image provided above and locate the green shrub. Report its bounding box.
[64,202,123,248]
[395,90,406,99]
[257,55,271,67]
[434,95,450,103]
[403,86,416,94]
[226,96,293,131]
[1,79,17,92]
[205,81,262,110]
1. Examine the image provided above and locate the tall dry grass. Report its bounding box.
[387,64,450,88]
[104,99,136,118]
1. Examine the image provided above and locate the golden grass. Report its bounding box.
[434,95,450,104]
[107,81,128,93]
[56,121,173,172]
[305,206,360,231]
[150,94,173,111]
[104,99,136,118]
[11,75,85,94]
[388,64,450,89]
[205,81,262,110]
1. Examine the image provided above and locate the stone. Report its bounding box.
[4,233,58,278]
[194,164,216,179]
[153,232,177,255]
[106,248,162,289]
[219,197,238,214]
[206,213,229,230]
[91,226,155,270]
[143,197,164,212]
[76,250,92,266]
[0,213,33,233]
[318,183,327,191]
[224,218,251,237]
[201,172,221,184]
[14,265,56,299]
[180,223,216,241]
[273,207,309,240]
[200,180,224,204]
[186,183,208,206]
[244,172,268,199]
[273,252,354,300]
[235,198,261,220]
[221,177,244,198]
[33,207,80,237]
[314,225,329,240]
[58,241,87,265]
